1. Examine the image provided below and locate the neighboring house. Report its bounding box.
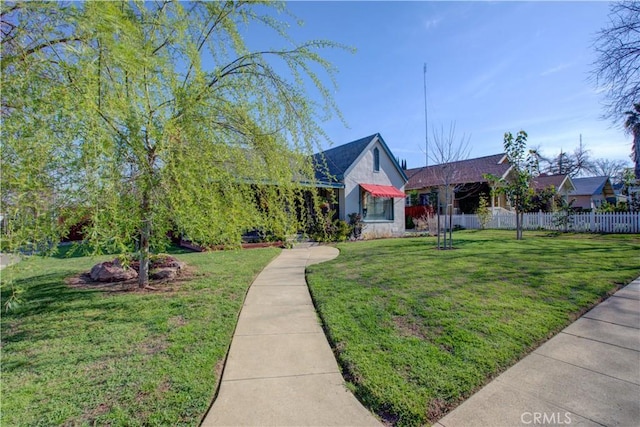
[313,133,408,237]
[569,176,616,210]
[612,182,625,204]
[404,153,512,214]
[531,174,575,209]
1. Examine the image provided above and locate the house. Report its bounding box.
[313,133,408,237]
[530,174,575,210]
[532,174,574,195]
[569,176,616,210]
[404,153,512,214]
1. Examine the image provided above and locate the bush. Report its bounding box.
[596,201,628,213]
[348,213,364,239]
[476,194,492,229]
[405,215,415,229]
[309,210,350,242]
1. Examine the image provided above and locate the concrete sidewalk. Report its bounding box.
[201,245,381,426]
[437,278,640,427]
[0,253,20,270]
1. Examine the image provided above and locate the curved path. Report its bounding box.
[201,244,381,426]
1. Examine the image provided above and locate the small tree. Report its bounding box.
[476,194,492,230]
[429,123,471,249]
[552,198,576,233]
[488,131,537,240]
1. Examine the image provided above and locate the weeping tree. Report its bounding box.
[1,1,345,287]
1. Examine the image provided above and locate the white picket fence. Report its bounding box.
[448,212,640,234]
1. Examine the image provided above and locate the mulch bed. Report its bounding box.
[66,269,197,293]
[66,255,196,293]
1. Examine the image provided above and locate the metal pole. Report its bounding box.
[424,63,428,167]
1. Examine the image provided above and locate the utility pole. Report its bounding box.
[424,63,428,167]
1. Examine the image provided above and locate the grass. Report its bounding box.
[1,247,280,426]
[306,230,640,426]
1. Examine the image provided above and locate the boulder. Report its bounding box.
[90,259,138,282]
[165,260,186,270]
[150,267,178,280]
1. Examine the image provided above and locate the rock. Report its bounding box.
[150,267,178,280]
[90,259,138,282]
[165,260,186,270]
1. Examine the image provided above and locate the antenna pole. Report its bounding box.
[423,63,428,167]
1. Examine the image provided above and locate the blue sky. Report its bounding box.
[263,1,632,170]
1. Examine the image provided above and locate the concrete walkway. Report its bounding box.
[201,245,381,426]
[0,253,20,270]
[437,278,640,427]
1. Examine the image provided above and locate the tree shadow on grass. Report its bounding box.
[2,272,103,318]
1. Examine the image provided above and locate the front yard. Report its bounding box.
[1,247,280,426]
[3,231,639,427]
[306,230,640,426]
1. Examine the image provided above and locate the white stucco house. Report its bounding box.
[313,133,408,238]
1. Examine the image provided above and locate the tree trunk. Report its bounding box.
[138,190,151,288]
[634,132,640,180]
[437,196,441,249]
[449,203,453,249]
[138,219,150,288]
[516,210,524,240]
[442,190,446,249]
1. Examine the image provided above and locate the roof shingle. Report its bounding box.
[405,153,510,190]
[570,176,611,196]
[312,134,378,183]
[532,174,570,191]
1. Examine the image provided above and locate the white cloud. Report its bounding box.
[423,16,442,30]
[455,57,514,103]
[540,63,571,77]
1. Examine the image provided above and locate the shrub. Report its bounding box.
[476,194,492,229]
[348,213,364,239]
[309,210,350,242]
[405,215,415,229]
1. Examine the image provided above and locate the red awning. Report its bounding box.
[360,184,406,198]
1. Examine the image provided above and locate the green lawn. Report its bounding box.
[1,247,280,426]
[306,230,640,426]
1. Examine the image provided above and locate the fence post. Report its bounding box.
[590,211,595,232]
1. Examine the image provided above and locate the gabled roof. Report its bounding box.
[313,133,408,184]
[570,176,613,196]
[532,174,574,192]
[405,153,511,190]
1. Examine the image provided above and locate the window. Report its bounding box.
[373,147,380,172]
[362,192,393,221]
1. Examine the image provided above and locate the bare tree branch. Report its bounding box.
[593,1,640,121]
